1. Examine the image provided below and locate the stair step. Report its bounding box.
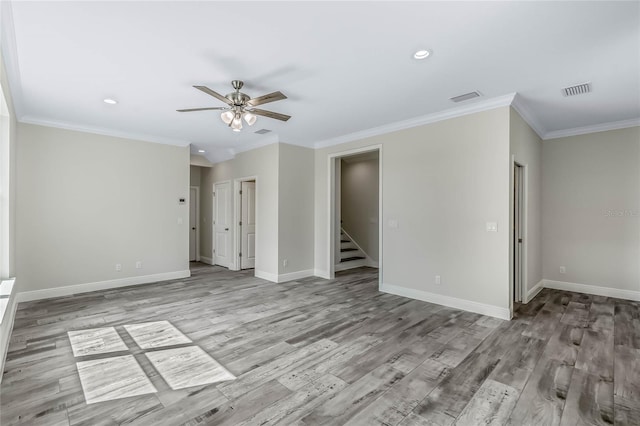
[341,256,365,263]
[341,248,358,252]
[341,240,350,243]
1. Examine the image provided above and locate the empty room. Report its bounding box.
[0,1,639,425]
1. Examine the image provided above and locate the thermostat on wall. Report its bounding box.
[179,198,186,205]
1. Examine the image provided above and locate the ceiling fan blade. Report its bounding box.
[177,107,228,112]
[193,85,233,105]
[250,108,291,122]
[246,91,287,107]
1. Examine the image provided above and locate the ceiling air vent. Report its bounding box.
[254,129,271,134]
[450,91,481,103]
[562,82,592,97]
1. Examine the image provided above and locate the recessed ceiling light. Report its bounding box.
[413,49,430,60]
[198,149,205,153]
[103,98,117,105]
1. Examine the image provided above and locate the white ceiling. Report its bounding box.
[2,1,639,162]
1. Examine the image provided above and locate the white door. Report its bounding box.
[189,187,197,261]
[214,182,232,268]
[240,181,256,269]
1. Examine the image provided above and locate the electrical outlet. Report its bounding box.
[435,275,441,285]
[136,261,142,269]
[283,259,288,268]
[115,263,122,272]
[559,266,566,274]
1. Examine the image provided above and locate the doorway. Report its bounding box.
[239,180,256,269]
[213,181,232,268]
[513,163,524,303]
[328,145,382,285]
[189,186,199,262]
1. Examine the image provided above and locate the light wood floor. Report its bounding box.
[1,264,639,425]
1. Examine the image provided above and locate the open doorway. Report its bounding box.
[328,146,382,285]
[513,162,525,303]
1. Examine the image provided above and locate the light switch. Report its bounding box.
[177,217,183,225]
[388,219,399,229]
[486,222,498,232]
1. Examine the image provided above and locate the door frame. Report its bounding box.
[509,156,528,316]
[327,144,383,288]
[233,176,258,272]
[212,180,231,268]
[189,186,200,262]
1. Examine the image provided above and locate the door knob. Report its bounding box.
[192,227,196,230]
[225,228,229,231]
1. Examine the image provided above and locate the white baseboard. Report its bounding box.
[0,292,18,384]
[381,283,511,320]
[524,280,544,303]
[255,269,315,283]
[366,259,379,268]
[277,269,314,283]
[199,256,213,265]
[17,270,191,303]
[314,269,331,279]
[544,279,640,302]
[255,270,278,282]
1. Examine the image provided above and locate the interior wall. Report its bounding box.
[199,143,280,276]
[278,143,314,275]
[315,107,511,315]
[542,127,640,294]
[340,156,379,261]
[16,123,190,292]
[190,165,201,187]
[509,108,543,300]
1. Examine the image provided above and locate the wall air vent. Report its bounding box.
[450,91,481,103]
[254,129,272,134]
[562,82,592,97]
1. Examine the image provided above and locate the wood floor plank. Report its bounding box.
[413,352,501,424]
[344,359,451,426]
[559,369,614,426]
[507,356,574,426]
[301,364,405,425]
[454,378,520,426]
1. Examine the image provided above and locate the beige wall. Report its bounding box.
[542,127,640,292]
[200,143,280,276]
[315,107,511,313]
[341,156,379,261]
[16,123,190,292]
[278,143,314,275]
[509,108,543,299]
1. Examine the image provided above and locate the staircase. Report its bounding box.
[336,229,367,271]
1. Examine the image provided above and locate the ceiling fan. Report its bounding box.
[177,80,291,132]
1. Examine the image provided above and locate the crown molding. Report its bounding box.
[20,116,192,147]
[313,93,517,149]
[543,117,640,140]
[0,0,24,118]
[510,93,546,139]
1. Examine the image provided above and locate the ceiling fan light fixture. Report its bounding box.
[221,110,234,124]
[413,49,430,60]
[243,111,257,126]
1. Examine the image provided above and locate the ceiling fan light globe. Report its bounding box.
[231,117,243,131]
[221,111,234,124]
[243,111,257,126]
